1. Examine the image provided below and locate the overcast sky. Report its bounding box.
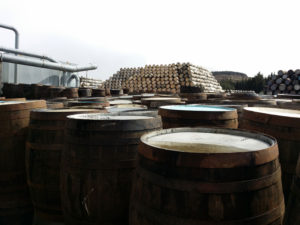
[1,0,300,80]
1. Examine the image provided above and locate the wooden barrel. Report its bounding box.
[240,107,300,202]
[119,110,159,118]
[228,92,261,100]
[2,83,19,98]
[26,108,98,222]
[0,100,46,225]
[220,99,277,107]
[200,103,248,128]
[130,127,285,225]
[109,99,133,106]
[276,100,300,110]
[158,105,238,129]
[106,105,147,113]
[46,102,64,109]
[40,85,54,99]
[3,98,26,101]
[78,88,92,97]
[31,84,43,99]
[68,100,110,107]
[18,83,33,99]
[63,88,79,99]
[110,89,123,96]
[179,93,207,103]
[50,87,65,99]
[105,89,111,96]
[141,97,182,109]
[284,155,300,225]
[61,114,162,225]
[92,88,106,97]
[206,92,227,99]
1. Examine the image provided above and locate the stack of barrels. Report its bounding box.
[0,100,46,225]
[266,70,300,95]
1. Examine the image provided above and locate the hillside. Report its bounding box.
[212,71,248,82]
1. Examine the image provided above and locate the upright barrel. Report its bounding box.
[61,114,162,225]
[284,155,300,225]
[0,100,46,225]
[130,127,285,225]
[159,105,238,129]
[26,108,98,222]
[141,97,182,109]
[241,107,300,201]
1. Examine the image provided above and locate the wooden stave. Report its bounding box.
[283,156,300,225]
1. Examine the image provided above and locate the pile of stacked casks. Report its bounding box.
[103,63,223,94]
[1,84,300,225]
[266,69,300,95]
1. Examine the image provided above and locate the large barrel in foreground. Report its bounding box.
[0,100,46,225]
[26,108,98,222]
[130,127,284,225]
[61,114,162,225]
[241,107,300,202]
[158,105,238,129]
[284,155,300,225]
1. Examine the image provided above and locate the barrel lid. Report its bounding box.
[142,97,180,102]
[160,105,236,112]
[68,114,154,121]
[139,127,278,168]
[66,113,162,131]
[158,105,238,120]
[30,108,99,120]
[243,107,300,128]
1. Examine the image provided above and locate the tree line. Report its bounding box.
[219,72,271,93]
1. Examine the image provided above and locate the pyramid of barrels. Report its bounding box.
[266,69,300,95]
[103,63,223,94]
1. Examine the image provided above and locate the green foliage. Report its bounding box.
[219,72,268,93]
[220,79,235,90]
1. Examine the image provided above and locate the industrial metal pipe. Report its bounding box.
[0,46,57,62]
[0,23,19,83]
[0,53,97,72]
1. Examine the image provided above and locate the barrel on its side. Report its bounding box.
[61,114,162,225]
[158,105,238,129]
[241,107,300,202]
[0,100,46,225]
[130,127,285,225]
[284,155,300,225]
[26,109,98,222]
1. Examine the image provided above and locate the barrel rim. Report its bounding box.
[243,106,300,128]
[159,104,237,112]
[139,127,278,168]
[66,113,158,121]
